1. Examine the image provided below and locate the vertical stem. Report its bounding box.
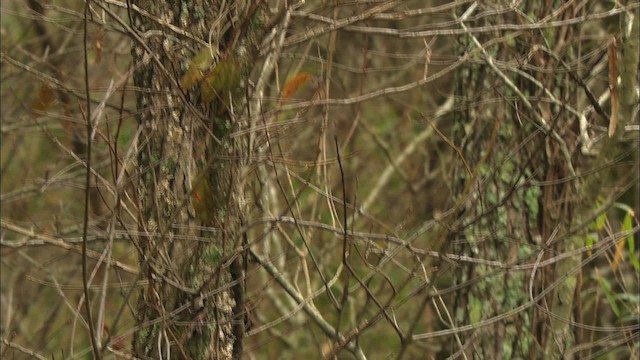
[82,0,100,358]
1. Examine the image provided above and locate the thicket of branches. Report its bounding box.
[1,0,638,359]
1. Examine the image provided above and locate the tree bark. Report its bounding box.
[130,1,262,358]
[451,1,580,358]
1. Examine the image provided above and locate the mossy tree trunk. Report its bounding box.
[451,1,585,358]
[131,1,263,358]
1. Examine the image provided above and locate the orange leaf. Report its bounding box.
[608,37,618,138]
[280,72,313,104]
[192,189,202,203]
[612,237,625,272]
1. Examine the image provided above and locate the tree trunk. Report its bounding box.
[451,1,581,358]
[131,1,262,358]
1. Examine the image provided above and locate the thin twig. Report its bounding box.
[82,2,100,356]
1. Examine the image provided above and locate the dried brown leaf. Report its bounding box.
[31,83,56,117]
[95,26,103,64]
[608,37,619,138]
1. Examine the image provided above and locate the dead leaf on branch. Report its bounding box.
[608,37,618,138]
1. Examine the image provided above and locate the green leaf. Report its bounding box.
[594,272,621,317]
[622,211,639,271]
[469,296,482,324]
[590,196,607,231]
[590,212,606,231]
[613,202,633,213]
[586,232,598,255]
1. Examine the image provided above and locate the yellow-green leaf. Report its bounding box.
[200,54,240,106]
[180,47,214,91]
[622,210,639,271]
